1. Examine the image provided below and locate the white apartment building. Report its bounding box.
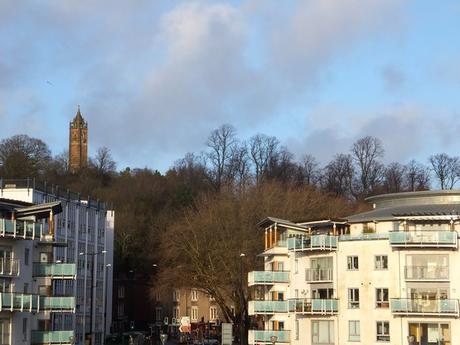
[0,198,75,344]
[248,190,460,345]
[0,180,114,345]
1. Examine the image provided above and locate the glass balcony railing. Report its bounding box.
[288,298,339,315]
[248,300,288,314]
[0,293,75,313]
[31,331,75,344]
[405,266,449,280]
[33,263,76,279]
[40,296,75,312]
[0,258,19,276]
[390,298,459,316]
[0,293,39,312]
[0,218,46,240]
[287,235,337,251]
[389,231,457,248]
[305,268,333,282]
[248,271,289,286]
[249,330,290,343]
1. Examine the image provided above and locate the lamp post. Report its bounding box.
[80,250,107,345]
[239,253,246,345]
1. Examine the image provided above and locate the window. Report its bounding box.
[173,289,180,302]
[155,307,162,321]
[376,321,390,342]
[155,291,161,302]
[348,288,359,309]
[118,286,125,298]
[375,255,388,270]
[23,283,28,294]
[210,307,217,321]
[295,259,299,274]
[347,256,358,270]
[22,318,27,341]
[24,248,29,266]
[348,321,360,342]
[230,306,235,316]
[173,307,180,319]
[191,289,198,301]
[376,288,389,308]
[118,303,124,316]
[312,320,334,344]
[191,307,198,322]
[295,320,299,340]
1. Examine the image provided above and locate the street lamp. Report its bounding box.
[79,250,107,345]
[239,253,246,345]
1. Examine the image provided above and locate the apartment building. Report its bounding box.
[0,180,114,345]
[248,190,460,345]
[0,197,75,344]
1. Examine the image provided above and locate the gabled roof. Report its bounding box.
[257,217,307,231]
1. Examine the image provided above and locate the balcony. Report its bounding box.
[287,235,337,252]
[263,240,288,256]
[248,271,289,286]
[33,263,76,279]
[31,331,75,344]
[288,298,338,315]
[248,300,288,315]
[40,296,76,312]
[305,268,333,283]
[405,266,449,281]
[0,218,46,240]
[248,330,290,344]
[389,231,458,248]
[0,258,19,277]
[390,298,459,317]
[0,293,39,312]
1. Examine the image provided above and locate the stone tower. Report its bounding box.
[69,106,88,173]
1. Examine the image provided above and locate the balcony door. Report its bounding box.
[0,318,10,345]
[408,322,450,345]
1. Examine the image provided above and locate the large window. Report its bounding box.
[348,288,359,309]
[348,321,360,342]
[209,307,217,321]
[408,322,450,344]
[376,288,389,308]
[376,321,390,342]
[312,320,334,344]
[191,289,198,301]
[173,289,180,302]
[374,255,388,270]
[155,307,162,321]
[347,256,358,270]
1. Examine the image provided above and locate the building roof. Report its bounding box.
[15,201,62,219]
[257,217,307,231]
[71,105,86,126]
[347,203,460,223]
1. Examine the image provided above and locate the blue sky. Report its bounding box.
[1,0,460,172]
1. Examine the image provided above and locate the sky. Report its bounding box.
[1,0,460,172]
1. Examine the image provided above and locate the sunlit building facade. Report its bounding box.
[249,190,460,345]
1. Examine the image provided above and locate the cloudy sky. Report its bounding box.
[1,0,460,171]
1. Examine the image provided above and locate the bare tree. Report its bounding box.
[321,154,354,198]
[351,136,384,197]
[297,154,320,186]
[265,146,296,183]
[92,147,117,175]
[429,153,460,189]
[404,160,431,191]
[228,142,251,193]
[249,134,280,184]
[383,162,406,193]
[206,124,238,191]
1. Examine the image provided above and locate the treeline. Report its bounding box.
[1,127,459,338]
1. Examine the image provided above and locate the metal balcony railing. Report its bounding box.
[0,258,19,277]
[40,296,76,312]
[390,298,459,316]
[0,293,76,313]
[31,331,75,344]
[389,231,458,248]
[249,330,290,344]
[248,300,288,314]
[305,268,333,282]
[288,235,337,251]
[248,271,289,286]
[33,263,76,279]
[404,266,449,280]
[288,298,339,315]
